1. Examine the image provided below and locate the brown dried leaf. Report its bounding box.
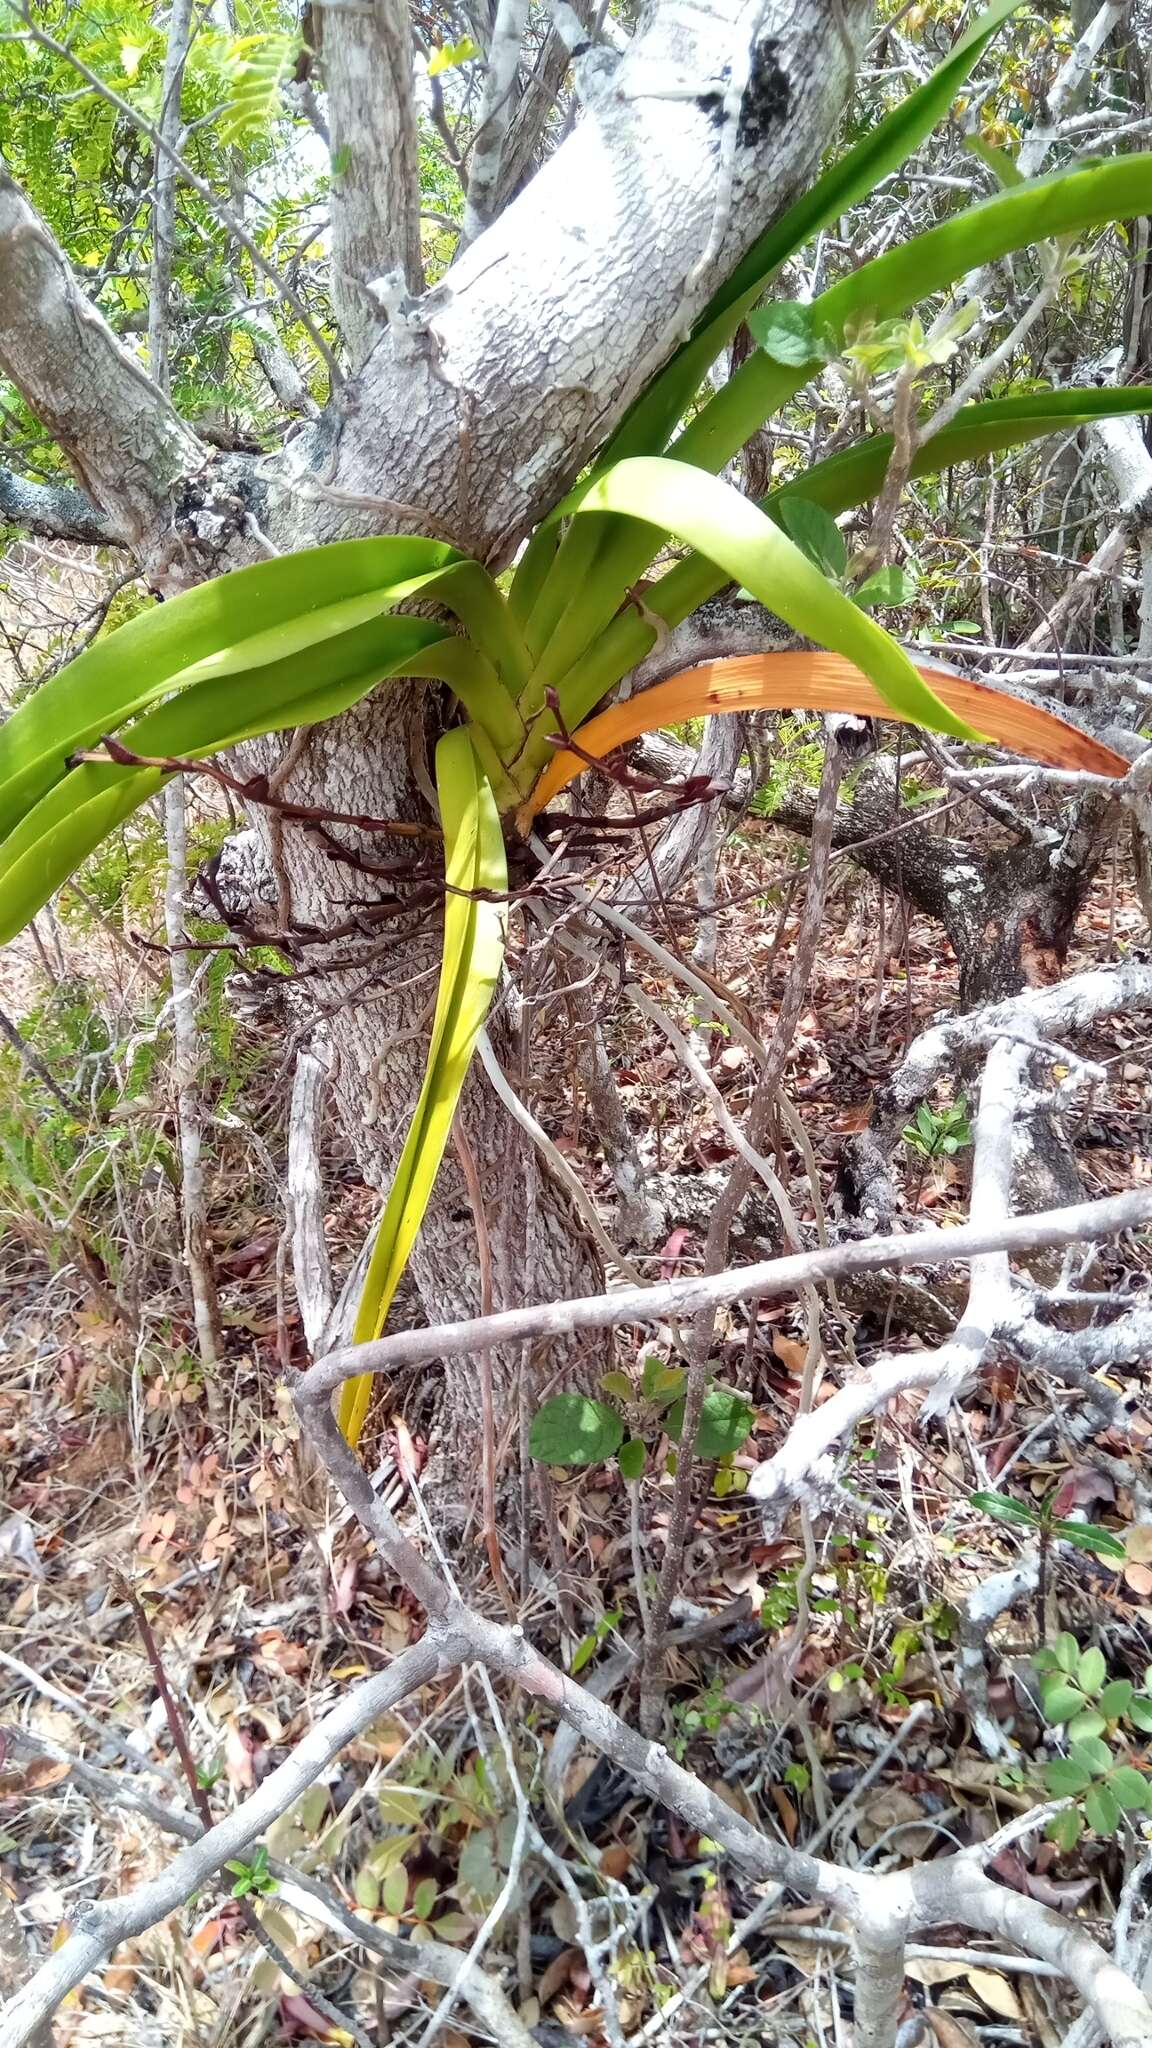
[964,1970,1022,2020]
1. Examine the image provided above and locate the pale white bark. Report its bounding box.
[290,0,868,558]
[1014,0,1131,178]
[288,1040,335,1354]
[319,0,424,364]
[148,0,194,394]
[460,0,531,249]
[853,1894,910,2048]
[0,161,201,554]
[163,780,223,1370]
[231,285,320,417]
[959,1557,1040,1761]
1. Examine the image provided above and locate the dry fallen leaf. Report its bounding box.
[926,2010,981,2048]
[964,1969,1022,2020]
[856,1788,936,1857]
[771,1335,809,1375]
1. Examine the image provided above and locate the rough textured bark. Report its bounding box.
[0,163,202,556]
[0,0,867,1456]
[319,0,425,366]
[772,761,1115,1008]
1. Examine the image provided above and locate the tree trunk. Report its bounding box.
[0,0,867,1465]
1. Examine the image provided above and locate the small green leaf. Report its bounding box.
[1041,1681,1086,1724]
[774,498,847,581]
[427,34,479,73]
[695,1389,755,1458]
[382,1866,409,1917]
[1053,1632,1081,1676]
[1078,1646,1107,1693]
[1047,1805,1084,1851]
[412,1877,439,1922]
[431,1912,473,1942]
[1068,1710,1107,1741]
[1044,1758,1093,1797]
[970,1491,1038,1527]
[1068,1736,1112,1775]
[1084,1781,1120,1836]
[570,1632,599,1675]
[1057,1521,1127,1560]
[599,1371,634,1402]
[640,1355,664,1397]
[1129,1697,1152,1734]
[1109,1766,1152,1811]
[854,564,918,610]
[618,1438,646,1481]
[1099,1679,1134,1720]
[529,1395,624,1466]
[747,301,827,368]
[458,1828,501,1906]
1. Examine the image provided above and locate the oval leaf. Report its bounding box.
[618,1438,647,1481]
[696,1389,755,1458]
[529,1396,624,1467]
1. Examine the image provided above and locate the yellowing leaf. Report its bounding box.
[965,1970,1022,2020]
[519,651,1127,828]
[340,730,508,1445]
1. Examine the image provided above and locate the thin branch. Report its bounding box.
[163,779,223,1369]
[299,1184,1152,1402]
[461,0,531,249]
[11,7,340,389]
[147,0,194,395]
[0,465,122,546]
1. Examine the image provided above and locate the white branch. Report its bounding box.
[298,1185,1152,1402]
[320,0,425,365]
[288,1039,335,1355]
[461,0,532,250]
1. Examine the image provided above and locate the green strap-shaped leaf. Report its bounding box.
[770,386,1152,517]
[0,618,521,944]
[677,153,1152,473]
[0,538,456,833]
[537,154,1152,673]
[339,728,509,1447]
[524,457,975,773]
[0,540,531,837]
[600,0,1023,468]
[556,385,1152,725]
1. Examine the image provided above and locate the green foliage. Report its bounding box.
[217,31,299,146]
[570,1608,622,1675]
[4,13,1150,1464]
[971,1490,1128,1559]
[670,1676,740,1760]
[903,1095,972,1160]
[529,1395,624,1466]
[1032,1634,1152,1845]
[226,1844,277,1899]
[530,1351,754,1477]
[747,302,828,370]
